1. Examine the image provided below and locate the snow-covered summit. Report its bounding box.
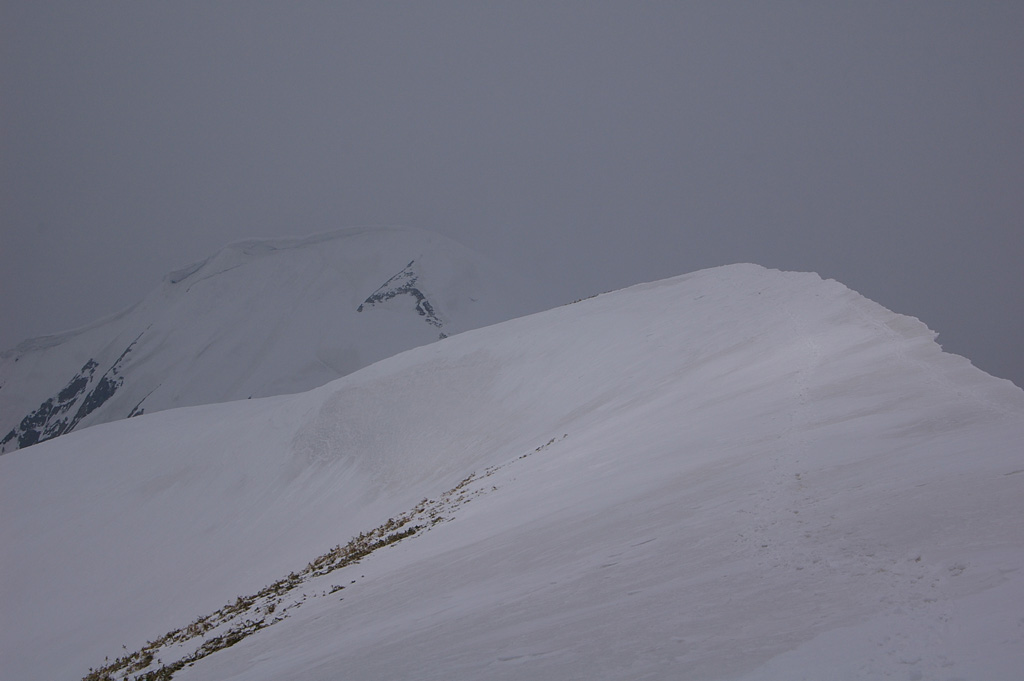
[0,227,548,452]
[1,264,1021,680]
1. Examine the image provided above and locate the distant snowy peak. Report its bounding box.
[357,260,446,336]
[0,227,549,453]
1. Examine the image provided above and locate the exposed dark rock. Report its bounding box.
[65,334,141,432]
[1,333,143,454]
[69,373,122,431]
[357,260,444,329]
[127,387,157,418]
[57,359,98,403]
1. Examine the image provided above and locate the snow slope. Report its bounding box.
[1,264,1022,680]
[0,227,547,453]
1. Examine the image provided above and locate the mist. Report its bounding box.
[2,2,1021,386]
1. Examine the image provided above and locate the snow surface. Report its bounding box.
[1,264,1022,680]
[0,226,548,452]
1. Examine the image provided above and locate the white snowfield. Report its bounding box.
[1,264,1022,681]
[0,226,545,452]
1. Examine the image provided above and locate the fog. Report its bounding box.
[2,2,1021,386]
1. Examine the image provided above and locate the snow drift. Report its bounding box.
[1,264,1022,680]
[0,226,547,452]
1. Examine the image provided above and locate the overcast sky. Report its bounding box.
[2,2,1022,386]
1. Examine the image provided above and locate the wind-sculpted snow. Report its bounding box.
[0,227,546,453]
[83,442,564,681]
[1,264,1022,681]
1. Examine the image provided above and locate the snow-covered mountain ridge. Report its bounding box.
[0,227,547,453]
[1,264,1021,680]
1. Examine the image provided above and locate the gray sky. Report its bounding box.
[2,1,1022,387]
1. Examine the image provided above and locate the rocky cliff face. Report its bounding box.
[358,260,446,336]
